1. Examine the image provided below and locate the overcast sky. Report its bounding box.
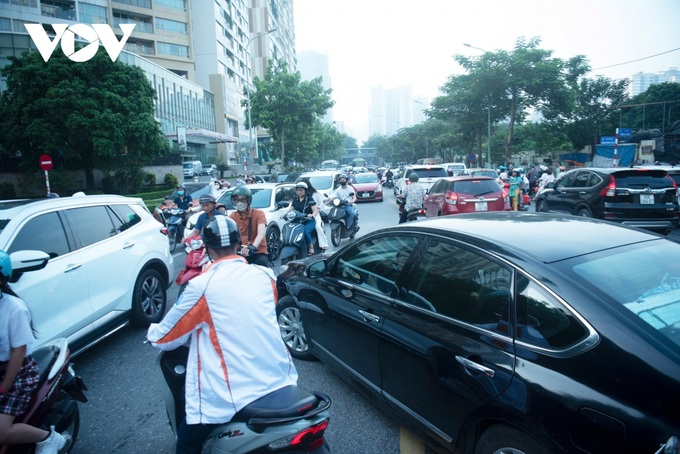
[294,0,680,143]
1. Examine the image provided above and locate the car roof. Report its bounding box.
[0,194,145,219]
[391,212,662,263]
[299,170,341,177]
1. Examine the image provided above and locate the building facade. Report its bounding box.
[631,68,680,96]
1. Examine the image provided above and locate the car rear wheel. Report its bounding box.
[130,268,167,327]
[276,295,315,360]
[536,199,549,213]
[576,206,592,217]
[266,226,281,261]
[475,424,550,454]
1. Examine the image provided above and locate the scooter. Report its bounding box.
[396,195,426,222]
[156,346,332,453]
[175,236,208,297]
[1,251,88,454]
[279,211,320,265]
[162,207,185,253]
[328,196,359,247]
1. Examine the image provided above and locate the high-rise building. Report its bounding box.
[369,85,415,137]
[0,0,296,167]
[631,68,680,96]
[297,50,333,124]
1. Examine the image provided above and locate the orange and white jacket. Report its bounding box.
[147,255,298,424]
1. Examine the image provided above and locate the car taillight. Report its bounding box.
[445,190,458,204]
[600,175,616,197]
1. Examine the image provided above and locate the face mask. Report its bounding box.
[177,190,184,196]
[235,202,248,212]
[340,181,347,186]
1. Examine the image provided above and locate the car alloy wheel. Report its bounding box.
[276,296,315,360]
[130,269,167,327]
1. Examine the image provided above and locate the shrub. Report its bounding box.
[143,172,156,187]
[164,173,178,188]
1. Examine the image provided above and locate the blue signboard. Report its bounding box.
[618,128,633,138]
[600,136,616,145]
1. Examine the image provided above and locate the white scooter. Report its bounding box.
[156,346,332,453]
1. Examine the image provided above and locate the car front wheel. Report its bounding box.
[276,295,315,360]
[536,199,549,213]
[130,268,167,327]
[475,424,550,454]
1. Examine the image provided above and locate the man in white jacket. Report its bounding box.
[147,216,297,453]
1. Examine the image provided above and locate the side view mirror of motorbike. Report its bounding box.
[9,250,50,283]
[277,200,290,209]
[349,192,355,197]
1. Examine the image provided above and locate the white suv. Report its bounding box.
[395,165,449,195]
[0,194,173,355]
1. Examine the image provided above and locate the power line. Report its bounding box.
[592,47,680,71]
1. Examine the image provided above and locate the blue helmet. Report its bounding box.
[0,250,11,279]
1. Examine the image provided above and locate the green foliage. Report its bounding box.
[143,172,156,187]
[0,48,166,189]
[164,173,179,188]
[244,59,334,166]
[0,182,16,199]
[620,82,680,132]
[216,161,230,179]
[16,169,83,197]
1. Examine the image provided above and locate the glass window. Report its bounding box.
[403,239,511,331]
[78,3,108,24]
[155,17,188,34]
[249,189,273,209]
[451,179,501,196]
[65,206,117,248]
[156,0,186,10]
[332,235,419,295]
[110,204,141,233]
[572,171,592,188]
[7,212,70,258]
[274,186,296,204]
[555,171,576,189]
[515,274,589,348]
[157,42,190,58]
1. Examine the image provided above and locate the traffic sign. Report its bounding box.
[618,128,633,138]
[600,136,616,145]
[39,154,53,171]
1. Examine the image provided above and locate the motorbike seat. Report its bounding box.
[231,385,319,422]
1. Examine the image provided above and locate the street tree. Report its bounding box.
[0,48,166,190]
[245,60,334,168]
[619,82,680,132]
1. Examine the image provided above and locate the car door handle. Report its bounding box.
[123,242,135,249]
[64,263,82,273]
[358,310,380,323]
[455,356,495,378]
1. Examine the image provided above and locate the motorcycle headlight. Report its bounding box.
[333,198,340,206]
[285,211,297,221]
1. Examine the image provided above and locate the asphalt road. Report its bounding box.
[72,190,406,454]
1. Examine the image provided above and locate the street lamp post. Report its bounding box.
[463,43,492,167]
[246,28,276,172]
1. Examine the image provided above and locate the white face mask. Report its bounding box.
[235,202,248,212]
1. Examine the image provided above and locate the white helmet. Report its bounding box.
[295,182,309,190]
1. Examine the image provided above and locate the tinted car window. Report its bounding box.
[403,239,511,329]
[614,171,674,189]
[408,168,448,178]
[66,206,117,248]
[515,274,589,348]
[430,180,447,193]
[7,211,71,257]
[332,235,419,295]
[110,204,142,233]
[572,171,592,188]
[450,179,501,196]
[555,171,576,189]
[275,186,296,204]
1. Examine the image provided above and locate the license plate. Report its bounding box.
[361,193,370,198]
[640,194,654,204]
[475,201,488,211]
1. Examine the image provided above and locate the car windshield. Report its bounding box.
[304,175,333,190]
[354,173,378,184]
[568,241,680,349]
[450,179,501,196]
[250,188,273,209]
[471,170,499,179]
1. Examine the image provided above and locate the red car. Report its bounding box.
[351,172,384,202]
[423,176,509,216]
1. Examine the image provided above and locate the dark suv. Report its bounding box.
[535,167,679,232]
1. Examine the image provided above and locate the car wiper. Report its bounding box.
[474,191,496,197]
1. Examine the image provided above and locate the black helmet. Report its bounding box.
[202,216,240,249]
[409,172,419,182]
[199,194,216,204]
[231,185,253,205]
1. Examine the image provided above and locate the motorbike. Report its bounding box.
[279,210,320,265]
[328,196,359,247]
[383,175,394,189]
[657,436,679,454]
[396,195,426,222]
[162,207,186,253]
[156,346,332,453]
[0,250,88,454]
[175,236,208,297]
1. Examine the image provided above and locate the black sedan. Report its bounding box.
[275,212,680,453]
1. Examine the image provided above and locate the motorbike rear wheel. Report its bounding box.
[330,225,341,247]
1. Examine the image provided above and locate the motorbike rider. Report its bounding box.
[282,182,318,256]
[384,168,394,185]
[228,185,270,266]
[182,194,225,243]
[0,250,68,454]
[173,184,193,211]
[147,217,298,454]
[398,172,425,224]
[330,175,357,233]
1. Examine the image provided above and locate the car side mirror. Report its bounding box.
[9,250,50,283]
[308,260,327,278]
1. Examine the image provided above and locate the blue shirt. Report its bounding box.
[195,210,225,233]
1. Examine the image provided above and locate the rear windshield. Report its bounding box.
[614,171,674,189]
[471,170,498,179]
[411,168,448,178]
[354,173,378,183]
[450,179,501,196]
